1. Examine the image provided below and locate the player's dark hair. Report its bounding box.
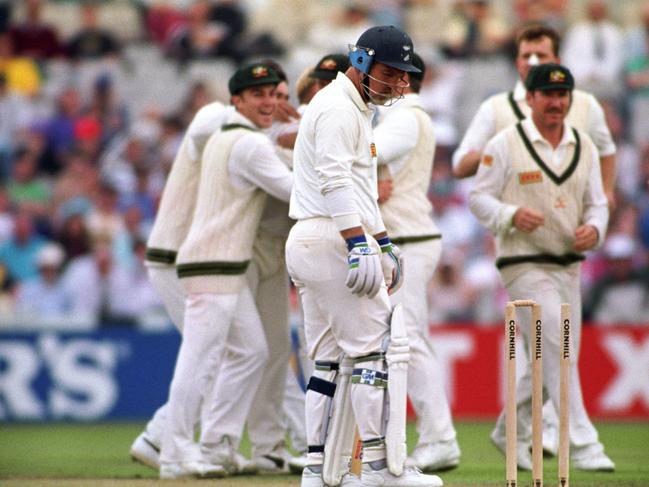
[515,24,561,57]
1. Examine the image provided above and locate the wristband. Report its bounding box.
[376,236,392,253]
[345,235,368,252]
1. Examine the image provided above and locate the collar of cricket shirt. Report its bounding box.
[523,118,576,149]
[335,71,374,114]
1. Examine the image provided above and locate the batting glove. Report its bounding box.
[345,235,383,298]
[377,236,404,295]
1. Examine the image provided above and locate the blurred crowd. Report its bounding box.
[0,0,647,330]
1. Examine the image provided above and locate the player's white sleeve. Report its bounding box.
[469,136,518,235]
[582,139,609,248]
[230,133,293,202]
[452,99,496,169]
[585,95,616,157]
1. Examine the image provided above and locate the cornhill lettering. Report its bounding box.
[535,320,542,360]
[509,320,516,359]
[563,319,570,359]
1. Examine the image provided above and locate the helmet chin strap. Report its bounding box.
[361,71,407,107]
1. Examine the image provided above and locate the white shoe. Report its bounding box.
[159,461,227,479]
[232,451,259,475]
[203,436,258,475]
[253,443,292,473]
[299,464,363,487]
[289,452,310,474]
[130,432,160,471]
[571,444,615,472]
[359,461,443,486]
[490,430,532,471]
[406,440,460,472]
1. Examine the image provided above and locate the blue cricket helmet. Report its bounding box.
[349,25,421,75]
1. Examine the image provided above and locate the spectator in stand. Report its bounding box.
[0,208,47,283]
[307,3,372,54]
[0,73,35,177]
[43,87,83,171]
[86,181,125,243]
[66,3,121,61]
[14,242,70,319]
[0,32,41,97]
[0,186,13,243]
[9,0,61,61]
[441,0,509,59]
[101,135,151,197]
[62,239,141,327]
[6,146,51,221]
[0,1,11,33]
[623,2,649,64]
[53,150,98,210]
[143,1,186,46]
[86,74,129,149]
[113,204,146,269]
[56,210,91,262]
[561,0,624,101]
[586,233,649,325]
[166,0,244,64]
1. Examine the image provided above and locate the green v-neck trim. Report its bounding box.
[222,123,257,132]
[508,91,526,121]
[515,122,580,186]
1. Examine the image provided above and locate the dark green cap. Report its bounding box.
[310,54,350,80]
[525,63,574,92]
[228,63,281,95]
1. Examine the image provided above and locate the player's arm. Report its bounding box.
[575,141,609,252]
[586,95,617,210]
[469,136,528,235]
[231,133,293,202]
[452,99,496,179]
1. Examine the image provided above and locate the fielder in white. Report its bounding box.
[452,23,617,457]
[453,24,616,208]
[129,100,231,474]
[374,52,460,473]
[287,25,443,487]
[469,63,614,472]
[235,69,308,473]
[159,63,294,479]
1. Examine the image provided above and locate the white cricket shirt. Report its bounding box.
[289,72,385,235]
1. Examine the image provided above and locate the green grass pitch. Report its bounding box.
[1,421,648,486]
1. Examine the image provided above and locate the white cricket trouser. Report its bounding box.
[245,231,305,456]
[494,265,603,451]
[143,265,183,448]
[389,239,457,445]
[161,288,268,463]
[286,218,392,464]
[142,266,220,449]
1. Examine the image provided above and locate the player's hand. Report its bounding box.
[513,207,544,233]
[573,224,599,251]
[275,100,300,123]
[377,237,403,295]
[378,178,393,203]
[345,236,383,298]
